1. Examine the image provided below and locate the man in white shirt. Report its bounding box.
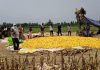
[11,25,19,50]
[50,23,54,36]
[40,23,45,36]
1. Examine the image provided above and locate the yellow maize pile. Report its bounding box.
[20,36,100,49]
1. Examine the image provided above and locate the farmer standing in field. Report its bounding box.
[0,26,2,39]
[11,24,19,50]
[67,23,71,36]
[28,26,33,39]
[50,23,54,36]
[18,25,24,40]
[40,23,45,37]
[57,23,62,36]
[97,27,100,35]
[7,27,11,37]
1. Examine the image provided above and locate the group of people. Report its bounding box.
[0,26,11,39]
[40,23,72,37]
[79,27,93,37]
[0,25,24,50]
[0,23,72,50]
[1,23,99,50]
[0,24,100,51]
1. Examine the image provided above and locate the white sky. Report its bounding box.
[0,0,100,23]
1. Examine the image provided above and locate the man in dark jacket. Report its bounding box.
[57,23,62,36]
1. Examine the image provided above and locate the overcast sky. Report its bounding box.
[0,0,100,23]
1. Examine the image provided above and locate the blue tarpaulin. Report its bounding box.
[85,17,100,27]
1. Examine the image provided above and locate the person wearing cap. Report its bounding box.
[11,25,19,50]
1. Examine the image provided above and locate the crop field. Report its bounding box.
[23,25,98,33]
[0,49,100,70]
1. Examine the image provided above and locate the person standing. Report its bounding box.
[28,26,33,39]
[0,26,2,39]
[57,23,62,36]
[97,27,100,35]
[7,27,11,37]
[11,25,19,50]
[86,23,90,37]
[18,25,24,40]
[67,24,71,36]
[50,23,54,36]
[40,23,45,37]
[1,26,5,38]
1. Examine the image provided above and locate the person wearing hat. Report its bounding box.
[11,24,19,50]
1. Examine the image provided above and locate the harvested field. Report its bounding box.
[0,45,100,70]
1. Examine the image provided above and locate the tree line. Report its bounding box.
[0,20,78,28]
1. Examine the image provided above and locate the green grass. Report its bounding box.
[23,25,98,33]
